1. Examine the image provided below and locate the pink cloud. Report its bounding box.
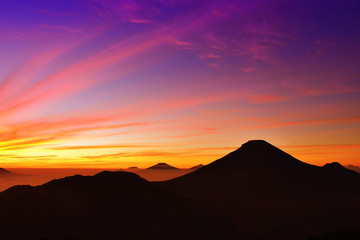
[0,14,213,120]
[247,94,289,104]
[307,39,336,58]
[0,46,74,106]
[241,67,255,72]
[0,114,149,150]
[206,63,220,69]
[33,8,74,16]
[211,9,228,18]
[39,24,84,33]
[88,0,158,24]
[175,2,290,69]
[246,116,360,130]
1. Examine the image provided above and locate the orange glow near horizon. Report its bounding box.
[0,1,359,169]
[0,141,359,169]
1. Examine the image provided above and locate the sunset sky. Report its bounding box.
[0,0,359,168]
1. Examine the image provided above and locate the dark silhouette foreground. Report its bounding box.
[0,140,360,239]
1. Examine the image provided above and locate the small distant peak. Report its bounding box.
[322,162,358,175]
[147,163,178,170]
[190,164,204,170]
[323,162,344,169]
[345,165,360,173]
[0,168,12,174]
[127,166,139,169]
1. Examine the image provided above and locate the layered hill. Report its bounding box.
[0,171,239,240]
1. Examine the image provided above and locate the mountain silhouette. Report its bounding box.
[167,140,360,239]
[189,164,204,170]
[1,140,360,239]
[135,164,195,181]
[170,140,360,190]
[127,166,139,170]
[323,162,359,176]
[147,162,178,170]
[0,168,12,175]
[345,164,360,173]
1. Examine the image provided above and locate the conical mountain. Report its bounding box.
[170,140,360,195]
[165,140,360,239]
[147,162,178,170]
[170,140,320,186]
[206,139,314,169]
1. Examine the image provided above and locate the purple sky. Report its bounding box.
[0,0,359,168]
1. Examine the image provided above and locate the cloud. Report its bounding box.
[51,144,157,150]
[0,0,359,167]
[175,0,290,69]
[280,144,360,150]
[307,39,336,58]
[14,155,58,159]
[247,94,288,104]
[33,9,75,17]
[0,47,70,104]
[247,116,360,130]
[0,117,149,150]
[1,16,206,119]
[88,0,158,24]
[39,24,84,33]
[81,149,222,160]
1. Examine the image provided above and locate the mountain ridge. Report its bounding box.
[0,140,360,240]
[0,170,239,240]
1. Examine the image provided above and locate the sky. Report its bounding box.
[0,0,359,168]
